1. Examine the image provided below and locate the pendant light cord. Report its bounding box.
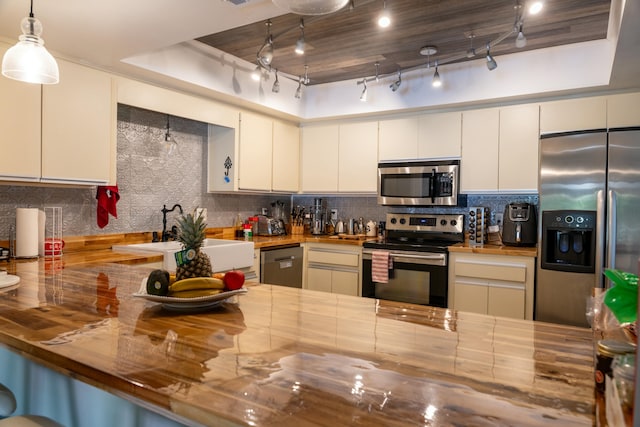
[29,0,34,18]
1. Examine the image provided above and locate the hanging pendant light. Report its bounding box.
[2,0,59,84]
[378,1,391,28]
[272,0,349,15]
[515,24,527,48]
[164,115,177,156]
[294,77,303,99]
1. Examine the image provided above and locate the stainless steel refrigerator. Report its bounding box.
[536,128,640,327]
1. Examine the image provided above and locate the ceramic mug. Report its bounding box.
[44,238,65,256]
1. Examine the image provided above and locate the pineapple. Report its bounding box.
[175,210,213,280]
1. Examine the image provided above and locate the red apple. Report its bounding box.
[224,270,245,290]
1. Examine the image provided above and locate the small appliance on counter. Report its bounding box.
[501,203,537,246]
[310,198,326,235]
[256,215,286,236]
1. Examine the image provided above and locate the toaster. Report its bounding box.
[257,215,286,236]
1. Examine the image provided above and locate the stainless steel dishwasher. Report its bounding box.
[260,245,303,288]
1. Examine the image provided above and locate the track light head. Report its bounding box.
[295,77,303,99]
[378,1,391,28]
[389,70,402,92]
[432,63,442,88]
[360,79,367,102]
[486,43,498,70]
[251,65,262,81]
[295,18,305,55]
[272,70,280,93]
[515,25,527,48]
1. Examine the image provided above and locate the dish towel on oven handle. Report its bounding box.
[371,250,393,283]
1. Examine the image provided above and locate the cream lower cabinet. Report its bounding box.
[448,252,535,320]
[305,243,361,296]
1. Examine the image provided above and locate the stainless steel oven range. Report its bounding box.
[362,213,464,307]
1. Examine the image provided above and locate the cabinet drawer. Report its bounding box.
[455,260,526,283]
[307,249,359,267]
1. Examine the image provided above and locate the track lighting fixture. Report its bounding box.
[295,19,305,55]
[389,70,401,92]
[515,24,527,48]
[378,1,391,28]
[360,79,367,102]
[375,62,380,82]
[2,0,59,84]
[294,77,303,99]
[272,70,280,93]
[432,61,441,88]
[486,43,498,70]
[302,64,310,84]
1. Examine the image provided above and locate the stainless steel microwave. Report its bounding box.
[377,160,461,206]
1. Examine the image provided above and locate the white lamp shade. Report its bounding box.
[272,0,349,15]
[2,39,59,84]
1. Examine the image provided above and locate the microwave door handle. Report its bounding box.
[430,168,436,203]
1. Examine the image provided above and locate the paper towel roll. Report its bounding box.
[15,208,40,258]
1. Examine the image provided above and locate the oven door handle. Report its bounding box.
[388,252,446,261]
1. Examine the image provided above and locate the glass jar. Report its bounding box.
[612,353,636,413]
[595,339,636,393]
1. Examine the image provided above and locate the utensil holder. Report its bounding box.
[44,206,63,257]
[291,225,304,235]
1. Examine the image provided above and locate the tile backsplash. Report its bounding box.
[0,105,537,240]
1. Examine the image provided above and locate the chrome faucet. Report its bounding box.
[161,204,183,242]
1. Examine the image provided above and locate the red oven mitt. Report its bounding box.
[96,185,120,228]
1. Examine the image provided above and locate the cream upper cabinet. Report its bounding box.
[607,93,640,128]
[301,124,339,192]
[338,122,378,192]
[0,43,41,182]
[417,111,462,158]
[272,120,300,192]
[498,104,540,192]
[238,111,273,191]
[539,96,607,134]
[378,117,418,161]
[41,59,115,185]
[461,108,499,192]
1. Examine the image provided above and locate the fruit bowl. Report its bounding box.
[133,277,247,311]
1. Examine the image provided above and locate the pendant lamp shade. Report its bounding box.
[272,0,349,15]
[2,14,59,85]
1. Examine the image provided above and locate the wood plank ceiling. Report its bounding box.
[198,0,611,85]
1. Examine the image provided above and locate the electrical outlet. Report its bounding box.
[495,213,504,226]
[330,209,338,221]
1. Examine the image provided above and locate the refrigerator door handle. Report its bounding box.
[595,190,606,288]
[605,190,617,286]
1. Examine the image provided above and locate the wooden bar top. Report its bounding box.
[0,256,595,426]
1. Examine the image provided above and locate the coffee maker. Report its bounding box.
[310,198,326,235]
[502,203,537,246]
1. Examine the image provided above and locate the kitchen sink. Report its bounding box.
[112,239,254,273]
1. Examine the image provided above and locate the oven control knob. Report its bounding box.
[440,219,447,226]
[399,218,406,225]
[576,216,584,224]
[450,219,457,226]
[389,217,397,224]
[565,215,574,224]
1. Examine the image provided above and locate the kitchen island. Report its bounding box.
[0,256,595,426]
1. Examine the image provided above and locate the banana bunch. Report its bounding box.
[168,276,225,298]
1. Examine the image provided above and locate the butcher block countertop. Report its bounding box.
[448,242,538,257]
[0,254,596,427]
